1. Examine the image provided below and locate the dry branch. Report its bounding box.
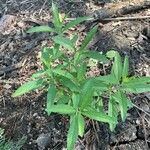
[93,0,150,20]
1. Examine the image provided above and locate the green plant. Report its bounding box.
[0,128,26,150]
[12,3,150,150]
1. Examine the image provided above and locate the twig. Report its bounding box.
[65,15,150,22]
[78,139,86,149]
[133,103,150,117]
[103,15,150,21]
[91,120,100,147]
[39,0,48,15]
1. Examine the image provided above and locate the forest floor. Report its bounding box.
[0,0,150,150]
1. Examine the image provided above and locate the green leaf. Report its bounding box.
[79,26,98,51]
[12,79,45,97]
[90,78,108,91]
[120,92,129,121]
[95,74,118,84]
[115,91,128,122]
[77,113,85,137]
[52,2,62,32]
[72,93,80,108]
[95,97,104,112]
[121,83,150,93]
[31,70,45,79]
[73,51,83,66]
[83,51,108,63]
[112,92,133,108]
[80,80,94,109]
[67,115,78,150]
[82,108,116,124]
[27,26,55,33]
[123,76,150,84]
[106,50,116,59]
[111,52,122,81]
[71,34,78,44]
[55,91,70,104]
[77,63,86,81]
[63,16,90,31]
[108,96,118,131]
[53,68,75,81]
[46,84,57,115]
[46,69,53,78]
[60,77,79,92]
[49,104,76,114]
[53,35,75,51]
[41,47,52,68]
[87,58,98,68]
[122,55,129,78]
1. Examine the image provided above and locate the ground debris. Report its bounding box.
[36,133,51,150]
[0,14,16,33]
[93,0,150,20]
[113,140,148,150]
[110,122,137,144]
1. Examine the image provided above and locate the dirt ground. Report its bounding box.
[0,0,150,150]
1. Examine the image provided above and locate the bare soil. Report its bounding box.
[0,0,150,150]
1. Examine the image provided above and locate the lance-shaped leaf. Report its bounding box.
[77,113,85,137]
[49,104,76,114]
[114,91,128,122]
[55,91,70,104]
[72,93,80,108]
[60,77,79,92]
[94,74,118,84]
[53,35,75,51]
[12,79,45,97]
[52,2,62,32]
[46,84,56,115]
[123,76,150,84]
[83,51,108,63]
[53,68,75,81]
[79,80,94,109]
[111,52,122,82]
[77,63,86,81]
[67,115,78,150]
[31,70,46,79]
[82,108,116,124]
[112,92,133,108]
[108,96,118,131]
[41,47,52,69]
[71,34,78,45]
[122,55,129,78]
[120,92,129,121]
[121,83,150,93]
[79,26,98,51]
[27,26,55,33]
[90,78,108,91]
[63,16,90,31]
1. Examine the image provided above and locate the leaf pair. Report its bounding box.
[27,3,89,34]
[107,51,129,82]
[108,89,134,131]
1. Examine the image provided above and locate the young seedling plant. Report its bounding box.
[12,3,150,150]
